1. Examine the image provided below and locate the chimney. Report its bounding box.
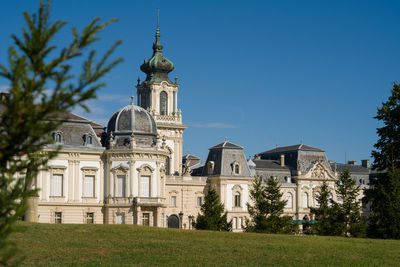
[348,160,357,166]
[280,154,285,167]
[361,159,370,169]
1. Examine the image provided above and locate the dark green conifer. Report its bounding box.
[246,176,292,233]
[0,1,122,264]
[365,82,400,239]
[193,187,232,231]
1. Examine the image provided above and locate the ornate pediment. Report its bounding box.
[303,162,336,180]
[111,163,129,173]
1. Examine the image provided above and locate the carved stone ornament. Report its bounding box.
[312,164,325,179]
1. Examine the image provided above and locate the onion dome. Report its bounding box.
[140,11,174,83]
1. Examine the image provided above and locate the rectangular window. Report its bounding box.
[117,175,126,197]
[197,196,203,207]
[233,217,237,229]
[238,217,242,229]
[54,212,62,224]
[142,213,150,226]
[116,213,125,224]
[140,176,150,197]
[171,196,177,207]
[86,212,94,224]
[52,174,63,197]
[84,175,95,197]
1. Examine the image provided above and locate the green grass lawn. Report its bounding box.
[10,222,400,266]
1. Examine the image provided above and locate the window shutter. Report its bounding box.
[53,174,62,196]
[140,176,150,197]
[84,176,94,197]
[117,176,126,197]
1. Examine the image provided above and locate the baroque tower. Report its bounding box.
[137,12,186,176]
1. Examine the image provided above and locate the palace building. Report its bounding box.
[23,18,371,230]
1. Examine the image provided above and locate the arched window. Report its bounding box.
[303,192,309,208]
[165,157,170,175]
[234,192,241,207]
[141,92,146,109]
[235,164,240,174]
[160,91,168,115]
[83,134,94,146]
[52,131,62,143]
[285,193,293,208]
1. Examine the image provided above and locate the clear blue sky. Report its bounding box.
[1,0,399,164]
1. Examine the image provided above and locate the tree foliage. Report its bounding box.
[246,176,292,234]
[371,82,400,172]
[311,171,365,237]
[310,180,341,235]
[366,169,400,239]
[365,82,400,239]
[193,187,232,231]
[335,169,365,237]
[0,1,122,264]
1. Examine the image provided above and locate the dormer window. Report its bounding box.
[52,131,62,143]
[83,133,94,146]
[232,161,240,175]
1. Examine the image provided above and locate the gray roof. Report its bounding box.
[46,112,103,150]
[330,163,370,174]
[258,144,324,155]
[107,104,157,135]
[202,141,251,177]
[209,141,243,150]
[254,159,290,171]
[256,144,330,173]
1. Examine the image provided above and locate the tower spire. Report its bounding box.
[155,8,160,46]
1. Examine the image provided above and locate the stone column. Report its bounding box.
[42,168,48,201]
[174,139,179,174]
[100,160,104,202]
[154,207,161,227]
[113,173,117,197]
[68,160,74,201]
[130,160,135,197]
[174,90,178,113]
[136,206,142,225]
[296,182,301,220]
[74,160,80,201]
[25,196,39,222]
[107,161,112,198]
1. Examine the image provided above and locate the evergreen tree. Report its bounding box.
[193,187,232,231]
[246,176,292,234]
[0,1,122,264]
[310,180,341,235]
[246,176,268,232]
[365,82,400,239]
[366,170,400,239]
[335,169,365,237]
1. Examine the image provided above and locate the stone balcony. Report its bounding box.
[153,113,182,124]
[133,197,166,207]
